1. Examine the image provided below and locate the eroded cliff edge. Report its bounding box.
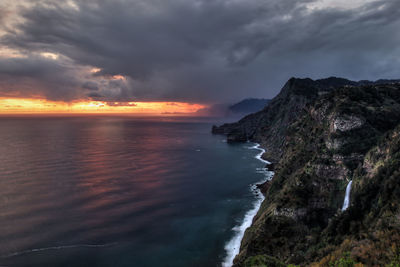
[213,78,400,266]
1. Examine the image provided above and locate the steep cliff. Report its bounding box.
[214,78,400,266]
[212,77,368,162]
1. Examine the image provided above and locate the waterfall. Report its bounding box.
[341,180,352,211]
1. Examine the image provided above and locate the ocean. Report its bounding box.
[0,116,271,267]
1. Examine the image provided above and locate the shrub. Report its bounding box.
[329,252,359,267]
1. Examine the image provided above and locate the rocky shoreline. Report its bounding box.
[213,77,400,266]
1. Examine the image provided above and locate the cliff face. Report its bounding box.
[318,123,400,266]
[214,78,400,266]
[212,77,368,162]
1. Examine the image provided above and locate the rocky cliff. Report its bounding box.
[213,78,400,266]
[212,77,374,162]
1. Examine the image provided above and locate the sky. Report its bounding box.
[0,0,399,113]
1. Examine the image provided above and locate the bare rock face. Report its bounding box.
[332,115,365,132]
[272,208,308,220]
[332,153,363,164]
[314,164,349,180]
[325,137,348,150]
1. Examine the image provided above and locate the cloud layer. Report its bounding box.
[1,0,399,104]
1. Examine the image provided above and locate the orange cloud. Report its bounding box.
[0,98,206,115]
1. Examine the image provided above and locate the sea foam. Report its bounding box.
[221,143,273,267]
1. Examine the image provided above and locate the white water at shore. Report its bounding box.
[222,143,273,267]
[342,180,352,211]
[253,144,271,164]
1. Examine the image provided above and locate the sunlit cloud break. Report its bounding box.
[0,98,205,114]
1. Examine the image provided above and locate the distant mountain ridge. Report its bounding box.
[212,76,400,266]
[196,98,271,117]
[229,98,271,115]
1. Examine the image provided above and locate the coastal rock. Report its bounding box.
[221,80,400,267]
[227,131,248,143]
[266,163,275,171]
[213,77,362,162]
[256,181,271,195]
[211,125,226,135]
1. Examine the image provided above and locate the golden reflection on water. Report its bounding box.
[0,118,178,255]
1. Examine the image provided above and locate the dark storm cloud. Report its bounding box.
[0,56,83,100]
[82,81,99,91]
[1,0,400,103]
[0,55,135,102]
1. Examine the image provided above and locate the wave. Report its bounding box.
[221,143,273,267]
[249,143,270,164]
[2,243,117,258]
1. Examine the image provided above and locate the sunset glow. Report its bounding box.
[0,98,206,115]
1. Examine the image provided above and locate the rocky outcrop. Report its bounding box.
[212,77,400,164]
[214,78,400,266]
[332,115,365,132]
[212,77,364,162]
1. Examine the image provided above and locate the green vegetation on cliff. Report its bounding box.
[214,78,400,266]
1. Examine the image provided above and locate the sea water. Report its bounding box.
[0,116,270,267]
